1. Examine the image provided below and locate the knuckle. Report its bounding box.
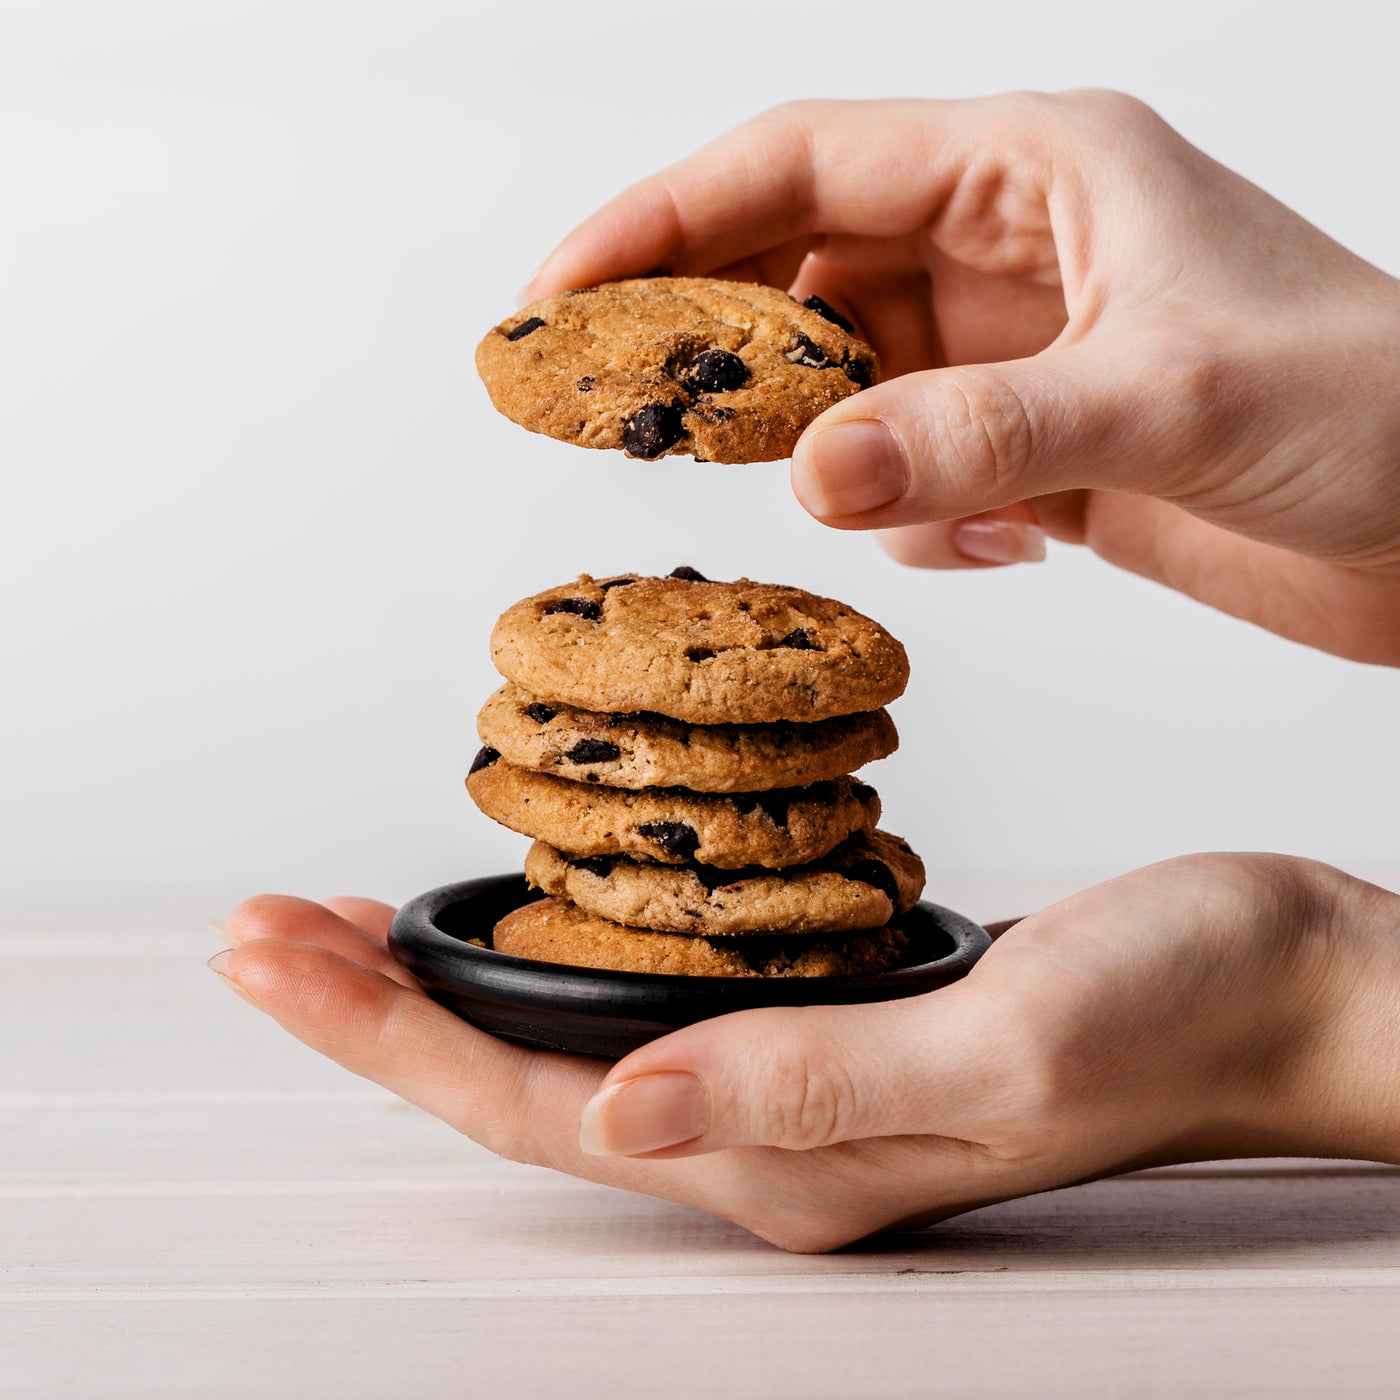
[926,368,1036,497]
[1059,87,1163,130]
[758,1048,861,1150]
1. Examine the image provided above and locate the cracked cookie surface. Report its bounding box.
[491,897,910,977]
[524,829,924,936]
[490,570,908,725]
[467,755,880,869]
[475,277,879,463]
[477,681,897,793]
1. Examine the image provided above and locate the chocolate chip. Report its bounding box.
[893,838,914,855]
[686,646,715,662]
[565,739,621,764]
[842,351,872,389]
[802,295,855,334]
[621,403,687,459]
[468,745,500,775]
[668,566,708,582]
[688,349,750,393]
[847,858,899,904]
[542,597,601,620]
[576,376,595,392]
[785,333,830,369]
[636,821,700,859]
[850,781,877,805]
[776,628,817,650]
[505,316,545,341]
[523,702,556,724]
[692,864,742,893]
[571,855,614,878]
[731,791,793,828]
[599,577,635,590]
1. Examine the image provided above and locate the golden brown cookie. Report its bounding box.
[492,897,910,977]
[490,570,908,725]
[477,682,897,793]
[475,278,879,463]
[467,754,880,869]
[524,830,925,936]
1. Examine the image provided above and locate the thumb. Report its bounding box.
[577,987,996,1158]
[790,345,1178,530]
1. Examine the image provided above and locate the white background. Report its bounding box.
[1,0,1396,914]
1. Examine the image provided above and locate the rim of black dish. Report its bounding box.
[389,874,992,1007]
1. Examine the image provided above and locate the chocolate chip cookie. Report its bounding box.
[490,570,909,725]
[492,897,910,977]
[467,754,880,869]
[476,278,879,464]
[477,682,897,793]
[524,829,924,936]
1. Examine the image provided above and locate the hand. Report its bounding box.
[525,93,1400,666]
[215,854,1400,1252]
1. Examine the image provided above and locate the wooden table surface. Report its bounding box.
[3,890,1398,1398]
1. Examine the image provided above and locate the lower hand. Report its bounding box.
[215,853,1400,1252]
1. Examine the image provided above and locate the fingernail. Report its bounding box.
[208,948,259,1005]
[792,421,907,518]
[208,917,235,946]
[954,520,1047,565]
[578,1072,708,1157]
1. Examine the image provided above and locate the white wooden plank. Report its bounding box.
[0,1020,370,1095]
[3,1288,1399,1400]
[0,1098,509,1184]
[0,950,268,1027]
[3,1173,1399,1290]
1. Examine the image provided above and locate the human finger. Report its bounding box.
[577,979,1021,1158]
[789,342,1188,531]
[320,896,397,944]
[225,894,414,987]
[214,938,782,1216]
[525,98,1049,298]
[873,504,1046,569]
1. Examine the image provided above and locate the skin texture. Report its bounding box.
[213,93,1400,1251]
[524,93,1400,665]
[217,854,1400,1253]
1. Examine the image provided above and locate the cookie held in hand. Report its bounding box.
[476,278,878,463]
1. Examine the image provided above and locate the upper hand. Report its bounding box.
[525,93,1400,666]
[217,853,1400,1252]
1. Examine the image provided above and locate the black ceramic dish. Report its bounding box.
[389,874,993,1059]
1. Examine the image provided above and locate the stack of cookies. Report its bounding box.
[466,568,926,978]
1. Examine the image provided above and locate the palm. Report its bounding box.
[217,855,1335,1252]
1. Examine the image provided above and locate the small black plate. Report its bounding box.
[389,874,992,1059]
